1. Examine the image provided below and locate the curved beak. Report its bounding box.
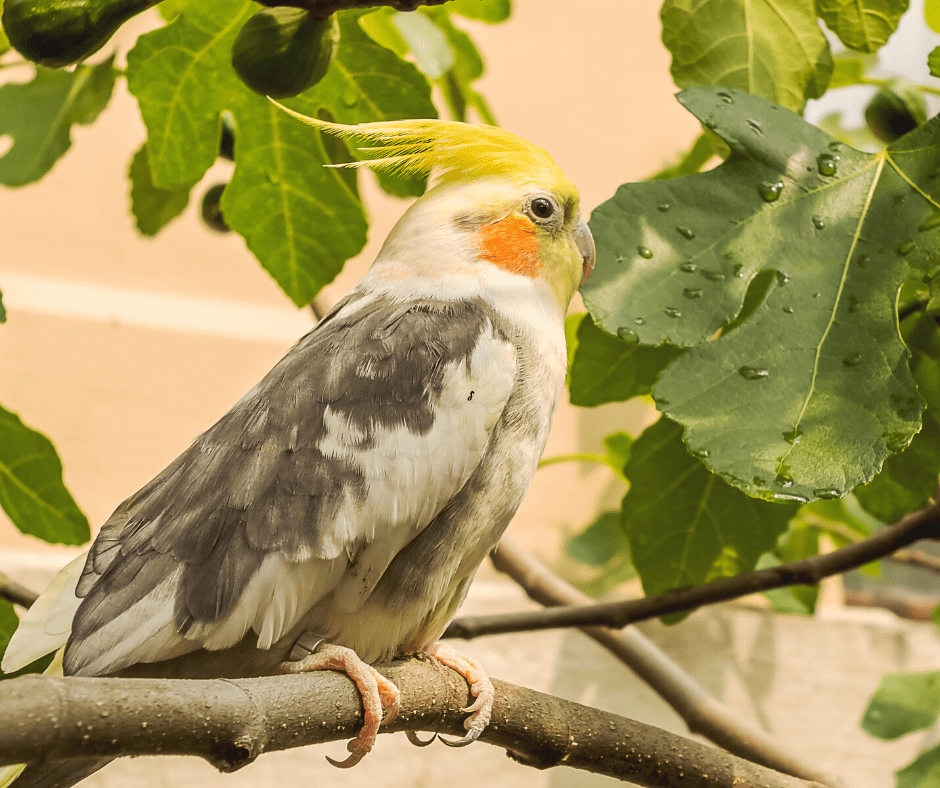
[571,219,597,287]
[574,219,596,287]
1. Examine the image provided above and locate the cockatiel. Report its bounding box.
[0,112,595,787]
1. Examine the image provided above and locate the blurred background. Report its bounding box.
[1,2,939,786]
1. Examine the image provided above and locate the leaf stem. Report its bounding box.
[537,453,607,469]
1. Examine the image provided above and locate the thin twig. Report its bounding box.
[445,498,940,639]
[889,547,940,575]
[0,663,827,788]
[0,573,38,609]
[486,539,847,788]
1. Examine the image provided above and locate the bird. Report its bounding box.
[0,110,595,786]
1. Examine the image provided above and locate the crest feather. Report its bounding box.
[271,100,573,193]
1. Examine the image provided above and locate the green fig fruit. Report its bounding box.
[1,0,157,68]
[231,8,338,99]
[865,79,928,144]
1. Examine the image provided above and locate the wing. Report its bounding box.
[52,294,517,677]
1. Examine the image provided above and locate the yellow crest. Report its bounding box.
[271,100,575,194]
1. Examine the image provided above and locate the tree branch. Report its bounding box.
[485,538,848,788]
[259,0,452,16]
[0,572,38,609]
[445,497,940,639]
[0,662,827,788]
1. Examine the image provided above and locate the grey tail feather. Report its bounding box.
[10,759,112,788]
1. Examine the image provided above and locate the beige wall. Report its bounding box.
[0,1,697,556]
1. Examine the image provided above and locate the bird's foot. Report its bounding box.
[424,642,494,747]
[279,642,401,768]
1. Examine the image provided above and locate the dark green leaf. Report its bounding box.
[390,10,453,79]
[817,110,881,151]
[0,0,9,56]
[817,0,909,54]
[0,600,53,678]
[828,52,878,88]
[564,312,584,386]
[157,0,193,22]
[128,144,192,236]
[126,1,435,306]
[448,0,510,23]
[567,510,628,567]
[930,46,940,79]
[862,670,940,739]
[896,744,940,788]
[0,57,115,186]
[621,418,797,598]
[584,86,940,503]
[421,7,486,122]
[660,0,832,113]
[0,288,5,323]
[0,405,89,545]
[568,314,683,407]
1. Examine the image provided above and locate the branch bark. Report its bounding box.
[0,662,827,788]
[0,572,38,609]
[446,498,940,639]
[487,538,848,788]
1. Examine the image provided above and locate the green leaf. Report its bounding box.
[421,7,486,122]
[157,0,193,22]
[0,0,9,56]
[448,0,510,23]
[759,525,820,614]
[391,10,453,79]
[0,288,6,323]
[896,744,940,788]
[568,313,683,407]
[817,0,909,54]
[126,0,435,306]
[929,46,940,79]
[828,52,878,88]
[567,510,629,567]
[0,57,115,186]
[0,600,53,679]
[649,134,718,181]
[128,144,192,236]
[660,0,832,114]
[0,405,89,545]
[603,432,633,480]
[862,670,940,739]
[564,312,584,385]
[584,86,940,504]
[621,418,797,598]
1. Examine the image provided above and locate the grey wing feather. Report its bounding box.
[63,294,514,676]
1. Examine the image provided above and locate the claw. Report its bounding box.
[279,642,400,768]
[424,643,494,746]
[440,731,480,748]
[406,730,438,747]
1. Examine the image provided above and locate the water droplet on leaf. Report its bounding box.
[918,210,940,233]
[813,489,841,499]
[739,366,769,380]
[342,88,359,106]
[677,226,695,240]
[771,493,809,503]
[812,216,826,230]
[758,181,784,202]
[658,203,671,212]
[828,141,842,151]
[617,327,639,343]
[637,245,654,259]
[616,255,625,264]
[856,253,869,267]
[746,119,763,135]
[753,476,766,486]
[733,265,744,278]
[848,296,860,313]
[705,118,718,129]
[701,270,725,282]
[775,469,794,487]
[816,153,839,176]
[782,428,803,444]
[692,448,710,459]
[813,292,821,298]
[897,240,915,256]
[842,352,863,366]
[634,317,645,325]
[683,287,703,299]
[717,91,734,103]
[782,306,794,314]
[776,271,790,285]
[680,262,697,273]
[665,307,682,318]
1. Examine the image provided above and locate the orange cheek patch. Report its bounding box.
[478,215,541,278]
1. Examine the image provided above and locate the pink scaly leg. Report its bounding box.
[425,642,494,746]
[279,643,401,768]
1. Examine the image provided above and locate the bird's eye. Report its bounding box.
[529,196,555,220]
